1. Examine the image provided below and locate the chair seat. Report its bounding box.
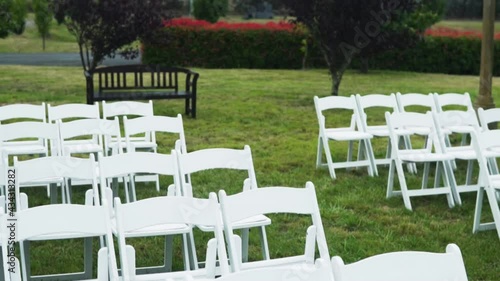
[2,144,46,155]
[445,125,476,134]
[108,140,157,151]
[399,151,454,162]
[366,125,390,137]
[63,143,103,154]
[197,214,272,232]
[325,129,372,141]
[111,219,191,238]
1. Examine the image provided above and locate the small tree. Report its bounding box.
[33,0,52,50]
[193,0,228,23]
[283,0,435,96]
[53,0,177,103]
[0,0,27,38]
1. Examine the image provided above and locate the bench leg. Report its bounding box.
[192,97,196,118]
[185,98,190,117]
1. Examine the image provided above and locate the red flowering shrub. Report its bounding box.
[424,26,500,40]
[164,17,295,31]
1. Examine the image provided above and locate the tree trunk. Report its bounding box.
[42,35,46,51]
[475,0,496,120]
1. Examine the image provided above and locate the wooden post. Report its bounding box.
[475,0,496,112]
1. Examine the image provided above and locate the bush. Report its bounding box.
[143,18,304,69]
[142,19,500,76]
[193,0,228,23]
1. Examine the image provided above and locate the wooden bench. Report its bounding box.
[85,64,199,118]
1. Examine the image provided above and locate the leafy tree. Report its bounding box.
[0,0,27,38]
[283,0,440,96]
[193,0,228,23]
[53,0,177,103]
[33,0,53,50]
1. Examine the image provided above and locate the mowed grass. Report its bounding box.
[0,66,500,280]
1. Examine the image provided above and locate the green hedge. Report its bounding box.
[142,27,305,69]
[143,28,500,76]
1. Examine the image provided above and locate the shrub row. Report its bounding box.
[142,19,500,75]
[143,19,304,69]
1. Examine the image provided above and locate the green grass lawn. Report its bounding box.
[0,65,499,280]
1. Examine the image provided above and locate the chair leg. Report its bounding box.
[440,161,458,207]
[402,135,417,174]
[386,160,395,198]
[364,139,377,177]
[466,160,474,186]
[434,162,442,189]
[187,230,198,270]
[473,187,485,233]
[316,136,323,168]
[321,137,336,179]
[485,187,500,240]
[258,226,270,260]
[241,228,249,262]
[421,162,430,189]
[395,160,413,211]
[347,140,353,171]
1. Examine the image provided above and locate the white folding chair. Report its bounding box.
[385,111,458,210]
[187,258,333,281]
[0,103,48,152]
[314,95,376,179]
[331,243,468,281]
[434,92,476,149]
[355,93,403,167]
[395,92,436,135]
[1,203,118,281]
[114,192,229,281]
[432,110,482,194]
[0,121,59,159]
[47,103,100,123]
[477,107,500,174]
[14,155,100,205]
[102,100,156,155]
[58,117,121,158]
[98,151,191,274]
[175,146,270,265]
[124,114,187,192]
[470,130,500,239]
[219,182,330,273]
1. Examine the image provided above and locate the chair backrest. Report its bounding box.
[331,243,468,281]
[314,95,359,131]
[477,107,500,131]
[114,192,229,280]
[102,100,154,119]
[396,93,436,112]
[123,114,186,153]
[0,121,60,156]
[175,146,257,197]
[355,93,399,130]
[98,151,178,182]
[47,102,100,123]
[433,92,473,112]
[433,110,480,132]
[212,258,333,281]
[0,103,46,122]
[470,130,500,184]
[385,111,439,153]
[218,182,330,272]
[14,154,99,206]
[2,203,118,281]
[58,117,121,155]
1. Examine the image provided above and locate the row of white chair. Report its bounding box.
[314,92,479,179]
[0,183,469,281]
[315,93,500,240]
